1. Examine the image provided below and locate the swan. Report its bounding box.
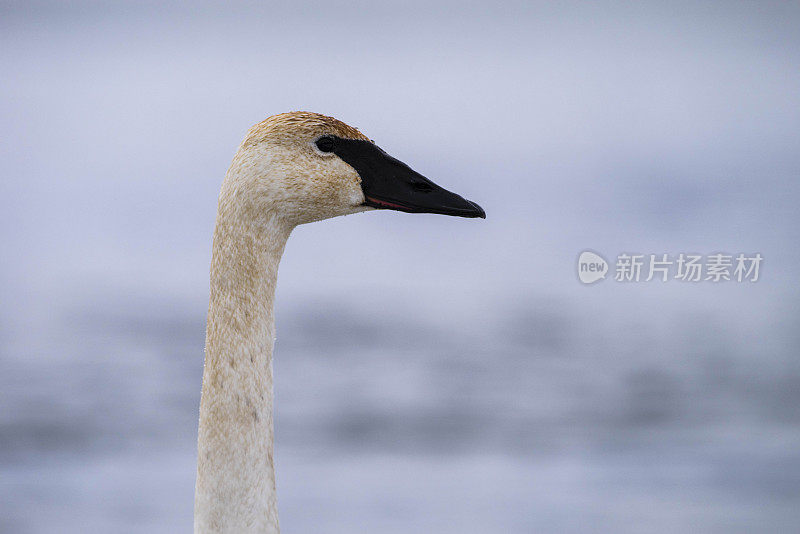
[194,111,485,533]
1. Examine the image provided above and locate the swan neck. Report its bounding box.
[194,205,292,534]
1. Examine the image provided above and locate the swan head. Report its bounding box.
[226,111,485,226]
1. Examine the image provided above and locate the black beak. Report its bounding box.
[317,136,486,219]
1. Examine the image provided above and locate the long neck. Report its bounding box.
[195,195,292,534]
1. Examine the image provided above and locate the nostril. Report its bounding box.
[411,181,433,192]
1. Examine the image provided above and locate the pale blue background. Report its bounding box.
[2,1,799,532]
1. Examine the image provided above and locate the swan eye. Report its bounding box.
[315,136,335,153]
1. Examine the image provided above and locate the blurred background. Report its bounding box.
[2,1,800,532]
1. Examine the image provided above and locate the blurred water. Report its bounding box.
[2,1,800,533]
[3,296,800,532]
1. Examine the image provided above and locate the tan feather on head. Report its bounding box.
[243,111,370,149]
